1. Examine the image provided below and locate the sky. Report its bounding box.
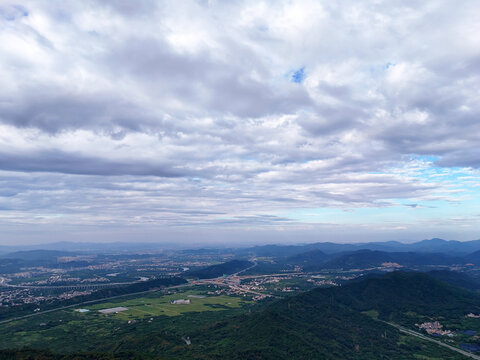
[0,0,480,245]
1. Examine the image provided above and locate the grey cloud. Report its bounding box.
[99,0,158,16]
[1,39,312,136]
[0,88,159,134]
[298,104,366,136]
[435,149,480,168]
[0,150,186,177]
[172,214,294,227]
[0,0,479,243]
[104,36,312,119]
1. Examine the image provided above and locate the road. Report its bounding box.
[233,261,257,276]
[0,263,271,326]
[194,277,283,299]
[228,284,283,299]
[194,268,284,300]
[384,321,480,360]
[0,281,193,325]
[2,266,478,360]
[0,276,143,290]
[0,264,278,326]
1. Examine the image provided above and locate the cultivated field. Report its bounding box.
[0,287,253,354]
[86,289,249,319]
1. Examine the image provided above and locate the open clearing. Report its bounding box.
[84,289,250,319]
[0,287,252,353]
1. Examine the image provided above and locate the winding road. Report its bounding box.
[383,321,480,360]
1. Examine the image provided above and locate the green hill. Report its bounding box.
[182,272,475,359]
[1,272,475,359]
[286,249,329,266]
[321,250,464,270]
[0,249,91,273]
[426,270,480,292]
[184,260,253,279]
[322,271,480,324]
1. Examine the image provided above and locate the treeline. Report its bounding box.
[0,272,474,359]
[245,248,480,275]
[179,272,477,359]
[0,349,158,360]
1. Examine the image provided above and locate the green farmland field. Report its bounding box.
[87,289,249,319]
[0,287,253,355]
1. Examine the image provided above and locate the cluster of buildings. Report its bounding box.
[307,278,338,287]
[0,288,92,307]
[416,321,454,336]
[242,275,292,287]
[57,290,92,300]
[0,289,34,306]
[171,299,191,304]
[20,275,111,286]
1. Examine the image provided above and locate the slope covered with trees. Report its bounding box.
[1,272,476,359]
[184,260,253,279]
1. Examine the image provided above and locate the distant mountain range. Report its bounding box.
[0,241,182,255]
[5,238,480,274]
[2,238,480,256]
[240,238,480,256]
[2,249,78,261]
[183,246,480,277]
[314,250,466,270]
[0,249,95,273]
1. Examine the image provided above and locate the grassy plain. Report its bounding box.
[87,289,249,319]
[0,286,253,354]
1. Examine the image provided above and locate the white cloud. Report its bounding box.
[1,0,480,243]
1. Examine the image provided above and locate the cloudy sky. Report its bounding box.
[0,0,479,245]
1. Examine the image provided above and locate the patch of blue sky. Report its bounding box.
[187,177,202,183]
[240,156,261,162]
[392,156,479,191]
[291,67,305,83]
[0,5,28,21]
[281,206,420,225]
[410,154,439,162]
[215,216,236,220]
[278,157,480,228]
[414,166,479,191]
[281,197,479,227]
[367,62,396,77]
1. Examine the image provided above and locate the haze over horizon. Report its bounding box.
[3,237,480,250]
[1,1,480,245]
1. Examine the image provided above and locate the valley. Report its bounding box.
[3,239,480,358]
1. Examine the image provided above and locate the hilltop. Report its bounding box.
[319,250,464,270]
[0,272,474,359]
[183,260,253,279]
[184,272,476,359]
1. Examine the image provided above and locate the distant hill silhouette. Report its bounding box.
[286,249,330,265]
[237,238,480,257]
[2,249,78,261]
[426,270,480,291]
[183,259,253,279]
[318,250,464,270]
